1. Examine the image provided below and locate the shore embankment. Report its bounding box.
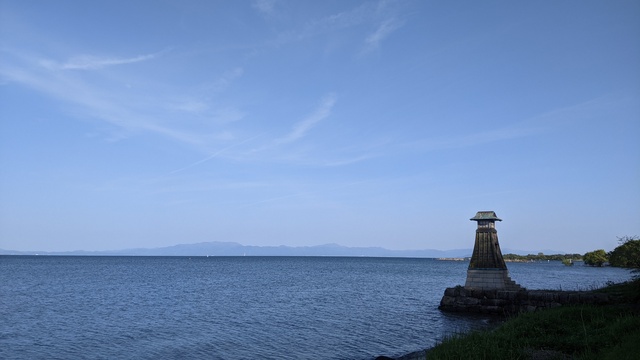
[439,286,614,314]
[379,278,639,360]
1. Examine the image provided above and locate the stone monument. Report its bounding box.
[464,211,521,291]
[439,212,613,314]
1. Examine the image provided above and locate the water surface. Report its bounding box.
[0,256,632,359]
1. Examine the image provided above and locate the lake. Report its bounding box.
[0,256,633,359]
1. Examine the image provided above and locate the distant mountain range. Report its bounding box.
[0,241,564,258]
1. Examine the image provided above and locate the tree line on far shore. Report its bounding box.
[502,253,583,262]
[583,236,640,268]
[503,236,640,269]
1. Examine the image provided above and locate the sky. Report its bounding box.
[1,0,639,254]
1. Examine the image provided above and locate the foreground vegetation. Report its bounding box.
[426,278,640,360]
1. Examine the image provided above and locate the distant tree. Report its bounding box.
[609,236,640,268]
[583,249,608,267]
[561,258,574,266]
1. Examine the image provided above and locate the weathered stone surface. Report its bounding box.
[593,293,610,304]
[465,212,524,291]
[443,287,457,297]
[480,298,507,307]
[439,287,617,315]
[462,296,480,306]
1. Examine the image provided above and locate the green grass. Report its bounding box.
[593,277,640,303]
[427,279,640,360]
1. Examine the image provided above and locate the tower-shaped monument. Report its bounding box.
[464,211,521,291]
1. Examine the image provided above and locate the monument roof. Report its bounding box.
[470,211,502,221]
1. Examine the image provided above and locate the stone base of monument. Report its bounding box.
[464,269,522,291]
[439,286,614,315]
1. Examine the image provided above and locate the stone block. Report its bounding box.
[462,296,480,306]
[568,293,581,303]
[444,287,457,297]
[592,293,610,304]
[440,296,455,307]
[480,298,506,307]
[557,292,569,303]
[482,306,501,313]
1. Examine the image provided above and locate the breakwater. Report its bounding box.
[439,286,614,314]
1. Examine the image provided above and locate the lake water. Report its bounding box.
[0,256,633,359]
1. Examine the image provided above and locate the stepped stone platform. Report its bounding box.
[439,286,614,314]
[465,269,522,291]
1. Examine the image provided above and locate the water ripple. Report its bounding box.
[1,256,632,360]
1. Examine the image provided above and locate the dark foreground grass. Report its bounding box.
[426,279,640,360]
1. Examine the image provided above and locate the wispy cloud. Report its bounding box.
[60,53,158,70]
[238,178,368,209]
[207,67,244,93]
[363,17,404,52]
[264,1,406,57]
[167,67,245,122]
[277,93,337,144]
[35,50,165,71]
[270,2,378,46]
[320,154,376,167]
[166,134,264,176]
[0,48,242,149]
[399,97,630,154]
[171,99,210,113]
[252,0,277,16]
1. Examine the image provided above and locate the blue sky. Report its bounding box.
[1,0,638,253]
